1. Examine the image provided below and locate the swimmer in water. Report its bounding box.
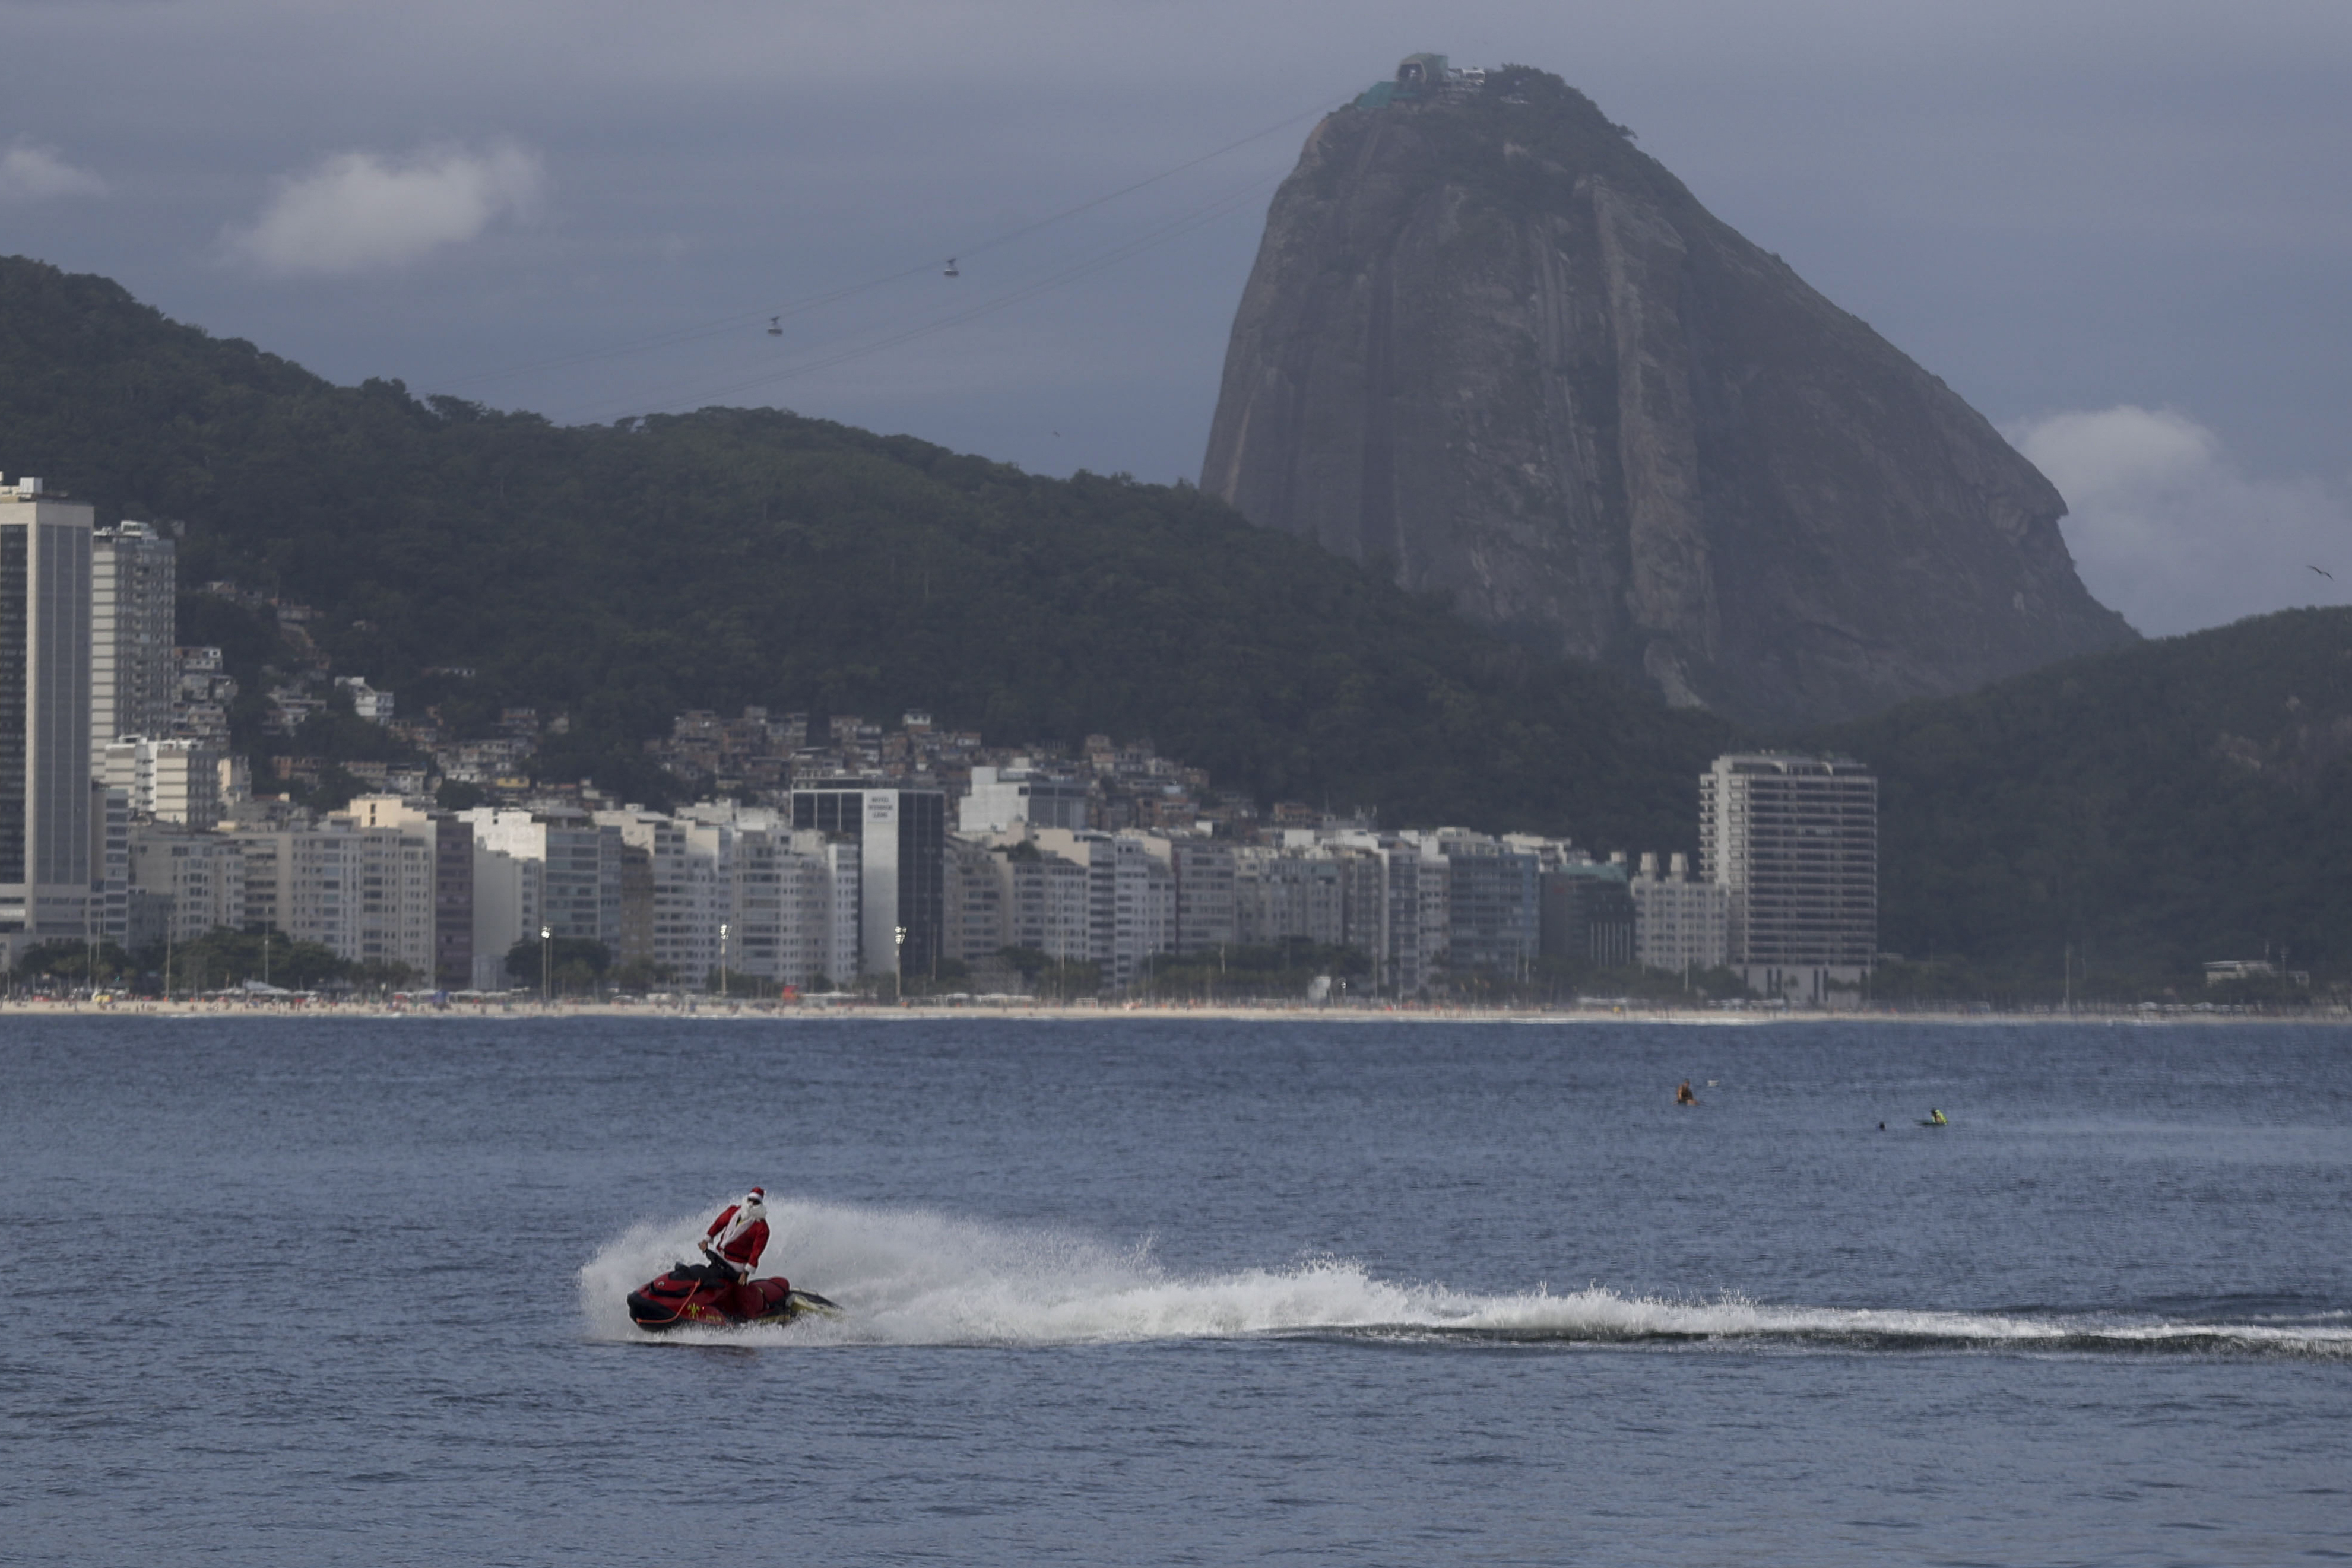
[1676,1079,1698,1106]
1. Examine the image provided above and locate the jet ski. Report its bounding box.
[627,1264,843,1331]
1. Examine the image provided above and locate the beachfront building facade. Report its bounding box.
[90,520,176,766]
[126,824,246,949]
[227,820,438,976]
[790,786,945,982]
[0,475,93,948]
[1629,852,1730,975]
[1699,753,1878,1002]
[99,735,221,826]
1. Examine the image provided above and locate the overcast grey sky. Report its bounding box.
[5,0,2349,636]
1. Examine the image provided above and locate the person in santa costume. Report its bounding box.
[694,1187,771,1284]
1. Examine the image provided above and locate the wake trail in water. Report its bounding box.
[579,1201,2352,1357]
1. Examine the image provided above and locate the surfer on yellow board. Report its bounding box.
[1924,1108,1948,1126]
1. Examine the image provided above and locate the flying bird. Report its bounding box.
[2307,564,2334,580]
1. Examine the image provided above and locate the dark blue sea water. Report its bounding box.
[4,1015,2347,1564]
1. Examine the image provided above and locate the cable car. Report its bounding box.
[943,258,960,278]
[766,316,782,336]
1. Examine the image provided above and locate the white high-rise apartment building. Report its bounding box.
[1322,834,1448,995]
[126,823,246,947]
[1231,849,1347,948]
[597,809,715,982]
[461,808,623,948]
[722,824,857,991]
[1629,852,1730,974]
[800,831,861,986]
[658,804,864,990]
[1699,753,1877,1002]
[229,822,437,976]
[1027,828,1175,989]
[90,520,175,765]
[982,838,1092,966]
[100,736,221,826]
[959,765,1091,833]
[719,826,776,985]
[468,840,543,989]
[346,796,476,993]
[1165,837,1237,953]
[0,475,93,942]
[943,837,1007,966]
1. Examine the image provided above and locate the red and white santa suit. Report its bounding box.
[700,1189,770,1281]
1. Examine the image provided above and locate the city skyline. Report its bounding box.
[11,513,1822,996]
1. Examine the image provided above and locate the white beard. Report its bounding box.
[718,1201,764,1248]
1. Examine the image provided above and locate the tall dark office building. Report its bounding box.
[431,814,475,992]
[790,786,944,980]
[0,476,92,941]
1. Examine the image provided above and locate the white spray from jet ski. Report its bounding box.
[579,1198,2352,1356]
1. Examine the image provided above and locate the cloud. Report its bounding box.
[2010,405,2351,637]
[224,142,543,275]
[0,140,106,201]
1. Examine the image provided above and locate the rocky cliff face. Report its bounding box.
[1202,66,2134,728]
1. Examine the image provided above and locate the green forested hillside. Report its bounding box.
[1826,608,2352,996]
[0,255,1732,851]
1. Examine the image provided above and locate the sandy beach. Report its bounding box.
[5,996,2340,1024]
